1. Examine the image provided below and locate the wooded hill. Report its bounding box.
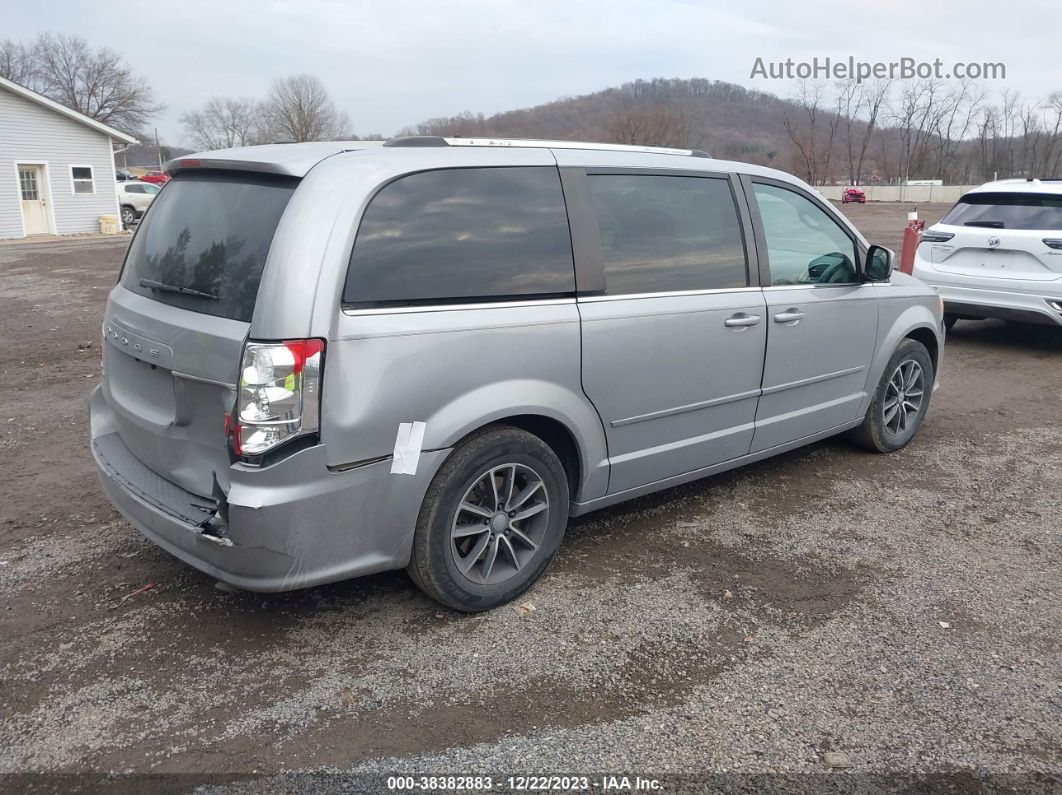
[402,78,794,167]
[401,77,1062,186]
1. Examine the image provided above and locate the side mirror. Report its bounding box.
[864,245,894,282]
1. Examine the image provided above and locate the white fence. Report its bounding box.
[816,185,979,204]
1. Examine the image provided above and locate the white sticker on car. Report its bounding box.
[391,421,426,475]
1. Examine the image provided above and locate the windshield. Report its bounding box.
[940,191,1062,231]
[120,171,298,322]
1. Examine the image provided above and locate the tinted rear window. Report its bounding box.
[120,172,297,322]
[587,174,748,295]
[940,191,1062,230]
[344,167,574,307]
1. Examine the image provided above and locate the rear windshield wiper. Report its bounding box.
[964,221,1005,229]
[139,278,218,300]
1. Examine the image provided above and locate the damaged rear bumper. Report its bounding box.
[94,432,298,587]
[89,386,449,592]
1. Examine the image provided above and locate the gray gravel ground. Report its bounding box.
[1,222,1060,793]
[208,424,1061,793]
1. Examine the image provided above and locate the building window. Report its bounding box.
[18,168,39,201]
[70,166,95,194]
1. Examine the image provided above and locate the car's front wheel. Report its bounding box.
[407,425,570,612]
[850,338,934,453]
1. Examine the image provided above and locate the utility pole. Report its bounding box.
[155,128,163,170]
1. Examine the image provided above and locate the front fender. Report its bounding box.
[861,282,944,416]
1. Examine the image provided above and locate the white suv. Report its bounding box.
[912,179,1062,328]
[115,181,161,227]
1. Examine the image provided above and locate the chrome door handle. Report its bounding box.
[724,312,762,328]
[773,309,806,324]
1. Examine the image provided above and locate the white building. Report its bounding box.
[0,75,137,239]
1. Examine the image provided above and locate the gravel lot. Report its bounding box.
[0,203,1059,792]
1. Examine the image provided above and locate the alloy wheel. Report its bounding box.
[450,463,550,585]
[883,359,925,435]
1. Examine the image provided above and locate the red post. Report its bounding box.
[899,214,925,275]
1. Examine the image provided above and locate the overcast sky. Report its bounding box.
[6,0,1060,145]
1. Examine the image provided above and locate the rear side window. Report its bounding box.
[940,191,1062,230]
[587,174,748,295]
[120,172,297,322]
[344,167,574,308]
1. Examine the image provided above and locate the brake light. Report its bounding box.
[921,230,954,244]
[231,339,324,457]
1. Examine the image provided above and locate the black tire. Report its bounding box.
[407,425,570,612]
[850,338,934,453]
[943,313,958,331]
[120,205,136,226]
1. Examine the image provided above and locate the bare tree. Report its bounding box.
[12,34,163,133]
[782,80,842,184]
[998,89,1021,175]
[854,80,892,184]
[890,80,943,183]
[260,75,350,142]
[977,104,1000,180]
[181,97,264,150]
[836,80,863,184]
[606,105,692,148]
[401,111,488,138]
[1041,93,1062,177]
[927,81,983,182]
[0,39,35,86]
[1017,99,1048,177]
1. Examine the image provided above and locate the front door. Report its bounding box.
[576,169,767,494]
[18,165,49,235]
[747,179,879,452]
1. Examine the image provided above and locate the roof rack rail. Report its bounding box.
[383,136,450,147]
[381,135,711,158]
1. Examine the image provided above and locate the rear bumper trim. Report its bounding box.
[92,432,217,527]
[943,300,1062,326]
[913,274,1062,327]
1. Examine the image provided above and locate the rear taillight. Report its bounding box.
[921,230,955,244]
[230,339,324,457]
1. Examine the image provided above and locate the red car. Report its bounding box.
[139,171,170,185]
[842,187,866,204]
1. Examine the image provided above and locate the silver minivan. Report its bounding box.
[91,137,944,611]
